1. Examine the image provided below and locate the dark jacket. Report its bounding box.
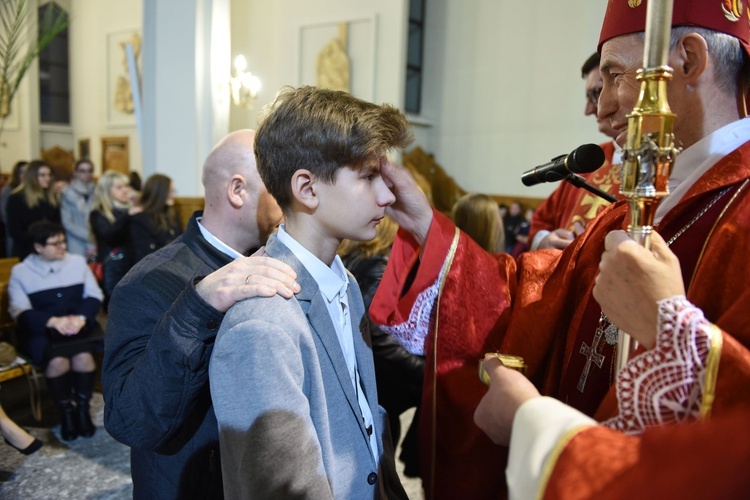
[103,213,230,499]
[90,207,133,297]
[129,210,182,264]
[89,207,130,262]
[6,191,61,259]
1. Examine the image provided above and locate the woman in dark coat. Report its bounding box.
[89,171,135,302]
[6,161,61,259]
[128,173,182,263]
[1,160,28,257]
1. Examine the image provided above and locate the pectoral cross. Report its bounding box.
[577,325,606,393]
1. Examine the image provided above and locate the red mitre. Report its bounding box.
[598,0,750,56]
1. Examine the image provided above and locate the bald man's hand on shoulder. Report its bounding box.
[196,248,301,313]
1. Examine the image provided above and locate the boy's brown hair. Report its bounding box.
[254,86,413,209]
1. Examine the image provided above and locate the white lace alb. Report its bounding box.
[603,295,715,435]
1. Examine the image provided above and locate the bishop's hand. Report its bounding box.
[474,355,540,446]
[381,160,433,246]
[593,230,685,349]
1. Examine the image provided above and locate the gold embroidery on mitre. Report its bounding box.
[723,0,743,22]
[628,0,642,8]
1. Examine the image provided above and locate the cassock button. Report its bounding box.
[207,319,219,330]
[367,472,377,485]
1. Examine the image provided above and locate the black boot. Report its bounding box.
[46,373,78,441]
[73,371,96,438]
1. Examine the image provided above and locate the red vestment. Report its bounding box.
[529,141,622,244]
[371,141,750,499]
[543,407,750,500]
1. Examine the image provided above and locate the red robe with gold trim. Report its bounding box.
[371,141,750,499]
[543,407,750,500]
[529,141,622,244]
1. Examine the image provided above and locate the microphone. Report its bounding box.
[521,144,605,187]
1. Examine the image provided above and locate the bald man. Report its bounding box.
[102,130,300,499]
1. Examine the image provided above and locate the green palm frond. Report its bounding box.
[0,0,68,117]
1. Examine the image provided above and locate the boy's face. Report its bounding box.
[316,159,395,242]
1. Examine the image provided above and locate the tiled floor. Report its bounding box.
[0,388,424,499]
[396,407,425,499]
[0,392,132,498]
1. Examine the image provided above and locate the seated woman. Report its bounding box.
[8,222,104,441]
[128,173,182,263]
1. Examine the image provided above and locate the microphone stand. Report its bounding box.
[564,174,618,203]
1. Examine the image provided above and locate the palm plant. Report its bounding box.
[0,0,68,138]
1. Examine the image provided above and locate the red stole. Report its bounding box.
[545,407,750,499]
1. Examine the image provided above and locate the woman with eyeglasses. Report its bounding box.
[6,160,61,259]
[8,221,104,441]
[60,160,96,258]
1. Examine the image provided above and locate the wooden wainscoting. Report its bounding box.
[173,197,205,230]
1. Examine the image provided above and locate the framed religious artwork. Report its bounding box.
[106,29,142,127]
[296,16,376,102]
[101,136,129,174]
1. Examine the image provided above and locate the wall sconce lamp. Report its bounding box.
[229,55,261,110]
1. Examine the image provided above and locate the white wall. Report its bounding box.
[69,0,142,175]
[229,0,409,132]
[230,0,610,198]
[418,0,609,198]
[0,76,35,170]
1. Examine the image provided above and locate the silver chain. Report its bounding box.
[664,186,732,247]
[600,185,732,339]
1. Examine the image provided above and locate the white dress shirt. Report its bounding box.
[276,225,379,462]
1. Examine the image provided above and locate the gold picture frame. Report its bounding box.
[101,136,129,174]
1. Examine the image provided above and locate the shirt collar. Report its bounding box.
[655,117,750,222]
[26,253,67,275]
[276,225,349,303]
[196,216,244,259]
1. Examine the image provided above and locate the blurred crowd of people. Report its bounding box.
[0,160,182,304]
[0,160,183,454]
[451,193,536,259]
